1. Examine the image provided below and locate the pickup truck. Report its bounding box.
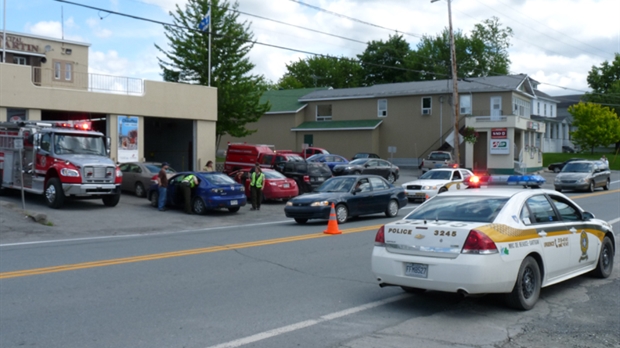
[420,151,458,173]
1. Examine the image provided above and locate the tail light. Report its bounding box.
[374,225,385,246]
[462,230,498,254]
[303,175,310,183]
[150,174,158,184]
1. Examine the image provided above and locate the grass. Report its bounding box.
[543,151,619,171]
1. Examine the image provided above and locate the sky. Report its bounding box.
[2,0,619,96]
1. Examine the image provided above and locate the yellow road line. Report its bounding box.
[0,224,383,279]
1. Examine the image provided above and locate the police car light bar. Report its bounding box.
[468,174,545,189]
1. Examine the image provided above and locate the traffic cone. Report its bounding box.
[323,202,342,235]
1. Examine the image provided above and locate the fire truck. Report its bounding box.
[0,120,122,209]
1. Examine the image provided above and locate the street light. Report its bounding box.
[431,0,460,166]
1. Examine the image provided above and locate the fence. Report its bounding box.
[32,67,144,95]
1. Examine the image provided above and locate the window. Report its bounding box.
[65,63,72,81]
[537,102,540,115]
[523,195,558,224]
[316,104,332,121]
[548,195,581,221]
[377,99,387,117]
[460,95,471,115]
[52,60,74,82]
[40,133,51,152]
[54,62,61,79]
[13,56,27,65]
[422,97,432,115]
[550,105,554,117]
[544,104,547,116]
[369,177,389,190]
[452,171,462,180]
[513,98,530,117]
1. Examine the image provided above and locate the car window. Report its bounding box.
[520,204,532,225]
[524,195,559,223]
[308,163,332,175]
[460,170,471,182]
[350,159,369,165]
[420,170,451,180]
[263,170,287,179]
[369,177,389,190]
[204,173,236,185]
[452,171,461,180]
[406,196,508,223]
[548,195,581,222]
[119,163,130,172]
[129,164,141,173]
[563,162,593,173]
[145,164,160,173]
[333,156,345,163]
[318,177,355,192]
[262,155,274,165]
[367,160,379,167]
[285,162,295,172]
[429,153,450,161]
[355,178,371,192]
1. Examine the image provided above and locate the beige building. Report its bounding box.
[221,75,547,174]
[1,31,217,171]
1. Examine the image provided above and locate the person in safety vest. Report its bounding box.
[181,173,199,214]
[249,163,265,210]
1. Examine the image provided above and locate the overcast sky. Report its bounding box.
[3,0,619,96]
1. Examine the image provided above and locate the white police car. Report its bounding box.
[402,168,474,202]
[371,188,615,310]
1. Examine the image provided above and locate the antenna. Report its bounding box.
[61,6,64,41]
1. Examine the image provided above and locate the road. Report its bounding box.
[1,170,619,348]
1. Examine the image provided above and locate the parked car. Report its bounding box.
[547,158,582,173]
[372,188,614,310]
[119,162,176,197]
[284,175,407,224]
[332,158,399,183]
[554,160,610,192]
[402,168,474,202]
[306,154,349,171]
[230,168,299,201]
[147,172,247,213]
[276,162,333,194]
[351,152,380,160]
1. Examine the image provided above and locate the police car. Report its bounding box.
[371,188,615,310]
[402,168,474,202]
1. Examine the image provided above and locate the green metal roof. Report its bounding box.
[291,119,383,131]
[260,88,328,114]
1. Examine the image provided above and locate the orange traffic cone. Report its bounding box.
[323,202,342,235]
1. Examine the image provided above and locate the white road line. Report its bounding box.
[205,294,409,348]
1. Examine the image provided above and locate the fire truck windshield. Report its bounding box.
[53,133,107,156]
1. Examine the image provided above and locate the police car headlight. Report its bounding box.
[60,168,80,177]
[311,201,330,207]
[423,185,438,190]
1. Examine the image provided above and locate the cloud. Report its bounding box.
[25,18,83,42]
[86,18,113,39]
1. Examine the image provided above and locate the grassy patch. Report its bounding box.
[543,151,619,170]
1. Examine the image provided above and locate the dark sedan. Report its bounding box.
[147,172,247,214]
[547,158,582,173]
[332,158,399,183]
[284,175,407,224]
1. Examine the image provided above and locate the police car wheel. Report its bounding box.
[506,256,541,310]
[592,236,614,278]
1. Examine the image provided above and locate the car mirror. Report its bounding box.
[582,211,595,221]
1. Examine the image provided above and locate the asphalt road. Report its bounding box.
[1,169,619,348]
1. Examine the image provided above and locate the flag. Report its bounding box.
[198,7,210,32]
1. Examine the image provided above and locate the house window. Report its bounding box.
[53,60,74,82]
[537,102,540,115]
[54,61,61,79]
[13,56,27,65]
[65,63,72,81]
[460,95,471,115]
[422,97,431,115]
[513,98,530,117]
[544,104,547,116]
[377,99,387,117]
[550,105,554,117]
[316,104,332,121]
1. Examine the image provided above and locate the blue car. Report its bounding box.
[306,154,349,172]
[147,172,247,213]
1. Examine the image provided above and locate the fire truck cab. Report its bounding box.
[0,120,122,209]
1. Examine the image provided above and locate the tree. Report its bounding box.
[357,34,416,86]
[276,56,363,89]
[568,102,620,154]
[584,54,620,150]
[469,17,512,76]
[155,0,270,148]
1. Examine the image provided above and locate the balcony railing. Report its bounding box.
[32,67,144,96]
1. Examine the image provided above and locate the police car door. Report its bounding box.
[520,194,570,282]
[447,170,463,192]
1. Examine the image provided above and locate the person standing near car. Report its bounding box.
[203,160,215,172]
[181,173,199,214]
[249,163,265,210]
[157,162,170,211]
[600,155,609,169]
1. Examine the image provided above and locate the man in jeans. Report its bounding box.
[181,173,199,214]
[157,162,170,211]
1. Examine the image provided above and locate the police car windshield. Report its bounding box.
[419,170,451,180]
[406,196,508,223]
[53,133,106,156]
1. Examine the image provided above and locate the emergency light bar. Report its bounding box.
[55,121,92,131]
[468,174,545,189]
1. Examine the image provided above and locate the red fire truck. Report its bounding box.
[0,120,122,208]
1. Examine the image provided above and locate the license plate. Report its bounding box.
[405,263,428,278]
[317,177,325,182]
[415,192,425,196]
[283,183,290,188]
[230,200,238,206]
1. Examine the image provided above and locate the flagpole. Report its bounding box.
[208,1,211,86]
[2,0,7,63]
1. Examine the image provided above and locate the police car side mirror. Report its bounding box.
[32,133,41,150]
[582,211,595,221]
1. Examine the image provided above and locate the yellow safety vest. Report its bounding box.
[250,172,265,188]
[183,174,197,188]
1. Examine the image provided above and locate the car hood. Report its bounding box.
[290,192,348,203]
[55,154,116,167]
[402,179,450,186]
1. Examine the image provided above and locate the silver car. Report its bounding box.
[119,162,176,197]
[554,160,610,193]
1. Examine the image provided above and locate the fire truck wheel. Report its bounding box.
[45,178,65,209]
[102,194,121,207]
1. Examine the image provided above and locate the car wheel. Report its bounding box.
[45,178,65,209]
[588,181,595,192]
[134,182,145,197]
[387,173,395,183]
[401,286,426,294]
[553,167,560,173]
[102,194,121,207]
[150,191,159,207]
[354,170,361,175]
[591,236,614,278]
[335,204,348,224]
[438,187,448,194]
[603,179,610,191]
[192,197,207,215]
[228,207,240,213]
[506,256,541,310]
[385,199,399,217]
[294,218,308,224]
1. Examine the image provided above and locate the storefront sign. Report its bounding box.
[491,128,507,139]
[490,138,510,155]
[117,116,139,163]
[527,121,539,130]
[0,34,40,53]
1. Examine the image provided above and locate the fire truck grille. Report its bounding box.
[83,166,115,183]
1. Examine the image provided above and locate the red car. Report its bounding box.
[230,168,299,201]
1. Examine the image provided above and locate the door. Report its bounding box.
[490,97,502,119]
[447,170,464,192]
[303,134,313,147]
[368,177,391,212]
[349,178,373,215]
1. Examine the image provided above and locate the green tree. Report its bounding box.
[568,102,620,154]
[276,55,362,89]
[357,34,416,86]
[469,17,512,76]
[584,54,620,150]
[155,0,270,148]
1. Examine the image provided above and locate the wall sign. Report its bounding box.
[490,138,510,155]
[117,116,139,163]
[491,128,507,139]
